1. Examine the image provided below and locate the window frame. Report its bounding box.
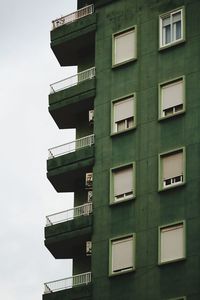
[112,26,137,68]
[110,162,136,205]
[158,76,186,120]
[111,93,136,136]
[109,233,136,276]
[158,220,186,265]
[159,7,185,50]
[158,147,186,191]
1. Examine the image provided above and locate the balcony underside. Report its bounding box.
[45,215,92,258]
[51,14,96,66]
[43,284,92,300]
[49,79,96,129]
[47,146,94,192]
[94,0,115,8]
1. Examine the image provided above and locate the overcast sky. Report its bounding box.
[0,1,77,299]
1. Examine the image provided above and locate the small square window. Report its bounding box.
[159,77,185,119]
[158,221,186,265]
[112,94,136,134]
[112,27,137,67]
[110,235,135,275]
[159,8,185,49]
[159,148,185,191]
[110,163,135,204]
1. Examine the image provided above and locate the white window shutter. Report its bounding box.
[162,80,183,110]
[114,97,134,123]
[172,11,181,23]
[160,224,184,263]
[114,166,133,196]
[115,29,136,65]
[162,151,183,180]
[112,237,133,272]
[162,15,170,26]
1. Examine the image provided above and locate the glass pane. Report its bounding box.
[172,11,182,41]
[127,117,134,129]
[163,25,171,45]
[116,120,126,132]
[176,21,182,40]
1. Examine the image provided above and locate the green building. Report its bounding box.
[43,0,200,299]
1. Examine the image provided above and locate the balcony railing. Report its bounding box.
[46,202,92,226]
[44,272,92,293]
[50,67,95,93]
[48,134,94,159]
[52,5,94,29]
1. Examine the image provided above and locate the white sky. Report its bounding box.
[0,1,77,299]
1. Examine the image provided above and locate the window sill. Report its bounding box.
[110,125,136,137]
[158,256,186,266]
[158,109,185,121]
[158,181,185,192]
[159,39,186,51]
[109,195,135,206]
[109,268,135,277]
[112,57,137,69]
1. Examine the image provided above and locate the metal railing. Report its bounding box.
[52,5,94,29]
[48,134,94,159]
[50,67,95,93]
[44,272,92,293]
[46,202,93,226]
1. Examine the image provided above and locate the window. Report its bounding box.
[112,94,136,134]
[110,163,135,204]
[110,235,135,275]
[159,77,185,119]
[158,221,186,264]
[113,27,137,66]
[159,148,185,191]
[159,8,185,49]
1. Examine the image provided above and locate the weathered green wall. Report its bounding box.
[47,0,200,298]
[92,0,200,299]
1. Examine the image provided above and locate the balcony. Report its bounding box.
[51,5,96,66]
[46,202,92,226]
[47,134,95,192]
[49,67,96,129]
[43,272,92,300]
[45,203,92,258]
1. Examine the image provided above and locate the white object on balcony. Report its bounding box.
[85,173,93,189]
[86,241,92,256]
